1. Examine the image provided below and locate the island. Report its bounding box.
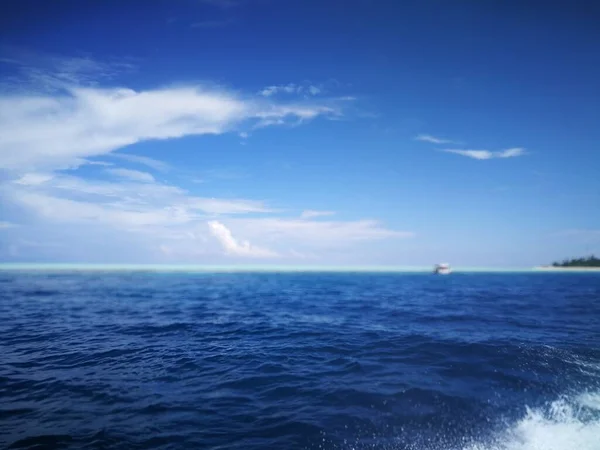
[551,255,600,268]
[534,255,600,271]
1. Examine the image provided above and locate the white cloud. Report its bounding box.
[188,197,272,215]
[443,150,494,160]
[498,148,525,158]
[0,221,17,229]
[4,173,273,231]
[2,170,411,261]
[107,168,155,183]
[300,210,335,219]
[442,147,525,160]
[415,134,456,144]
[10,189,189,228]
[208,220,278,258]
[0,85,343,171]
[111,153,170,171]
[0,49,136,93]
[259,82,324,98]
[223,218,413,247]
[14,173,54,185]
[259,84,299,97]
[0,54,406,263]
[253,104,338,128]
[83,160,114,167]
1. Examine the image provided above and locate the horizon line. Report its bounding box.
[1,262,596,273]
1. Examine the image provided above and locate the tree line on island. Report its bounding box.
[551,255,600,267]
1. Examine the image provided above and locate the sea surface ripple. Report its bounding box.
[1,272,599,449]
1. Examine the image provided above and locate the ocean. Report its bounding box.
[1,269,599,449]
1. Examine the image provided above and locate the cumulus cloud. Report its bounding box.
[415,134,456,144]
[107,168,155,183]
[300,210,335,219]
[442,148,525,160]
[208,220,277,258]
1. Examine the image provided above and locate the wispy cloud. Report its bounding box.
[260,84,300,97]
[442,148,525,160]
[300,210,335,219]
[14,173,54,186]
[107,168,156,183]
[0,85,344,171]
[415,130,525,160]
[208,220,278,258]
[2,168,410,261]
[0,53,401,263]
[83,160,114,167]
[414,134,457,144]
[0,47,136,93]
[0,53,350,172]
[112,153,170,172]
[4,172,274,229]
[225,218,414,246]
[259,82,324,98]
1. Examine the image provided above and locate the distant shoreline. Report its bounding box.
[1,263,600,273]
[533,266,600,272]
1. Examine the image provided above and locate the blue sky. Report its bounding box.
[0,0,599,266]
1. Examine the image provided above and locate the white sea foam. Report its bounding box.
[328,392,600,450]
[465,391,600,450]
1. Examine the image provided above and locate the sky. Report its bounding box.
[0,0,599,267]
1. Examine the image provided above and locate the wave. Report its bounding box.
[327,389,600,450]
[464,390,600,450]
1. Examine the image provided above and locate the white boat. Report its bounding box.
[434,263,451,275]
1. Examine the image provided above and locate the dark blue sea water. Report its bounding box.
[1,271,599,450]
